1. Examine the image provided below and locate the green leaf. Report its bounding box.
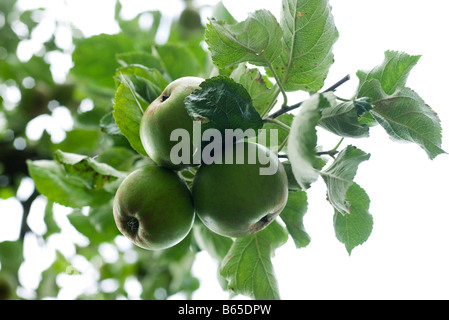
[185,76,263,134]
[114,65,167,104]
[0,241,23,275]
[27,160,112,208]
[220,221,288,300]
[355,50,445,159]
[99,111,122,136]
[356,50,421,96]
[71,33,136,94]
[273,0,339,92]
[95,147,141,171]
[280,190,310,248]
[155,44,202,80]
[366,82,445,159]
[320,145,370,215]
[68,203,120,244]
[287,93,332,189]
[319,99,371,138]
[205,10,283,70]
[333,183,373,255]
[112,81,148,156]
[36,251,71,299]
[53,149,126,191]
[116,52,164,73]
[43,201,61,239]
[230,63,277,116]
[193,222,233,261]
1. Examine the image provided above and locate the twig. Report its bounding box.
[265,74,351,120]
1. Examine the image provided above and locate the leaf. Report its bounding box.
[356,50,421,96]
[116,51,165,73]
[229,63,277,116]
[367,82,445,159]
[287,93,332,189]
[112,81,148,156]
[114,64,167,104]
[0,241,23,275]
[43,201,61,239]
[205,10,283,69]
[71,33,136,93]
[68,203,120,244]
[53,149,126,191]
[319,99,371,138]
[154,44,202,80]
[272,0,339,92]
[333,183,373,255]
[185,76,263,134]
[320,145,370,214]
[27,160,112,208]
[212,1,238,24]
[355,50,445,159]
[220,221,288,300]
[193,222,233,261]
[280,190,310,248]
[99,111,122,136]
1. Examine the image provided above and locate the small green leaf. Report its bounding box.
[320,145,370,215]
[114,65,167,104]
[229,63,277,116]
[0,241,23,275]
[99,111,122,136]
[287,93,332,189]
[205,10,283,69]
[116,51,165,72]
[220,221,288,300]
[355,50,445,159]
[280,190,310,248]
[193,222,233,261]
[27,160,112,208]
[333,183,373,255]
[71,33,136,93]
[112,81,148,156]
[368,83,445,159]
[356,50,421,96]
[319,99,371,138]
[68,203,119,244]
[185,76,263,134]
[54,149,126,191]
[155,44,202,80]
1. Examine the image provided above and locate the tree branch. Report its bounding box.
[264,74,351,120]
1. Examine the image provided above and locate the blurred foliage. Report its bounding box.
[0,0,219,300]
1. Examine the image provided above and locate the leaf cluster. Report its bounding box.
[1,0,445,301]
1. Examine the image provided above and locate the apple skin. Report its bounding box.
[140,76,204,171]
[192,141,289,238]
[113,165,195,250]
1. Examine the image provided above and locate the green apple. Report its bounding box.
[192,141,289,238]
[140,76,204,171]
[113,165,195,250]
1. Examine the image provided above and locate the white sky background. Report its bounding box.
[1,0,449,300]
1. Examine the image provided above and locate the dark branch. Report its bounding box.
[264,74,351,121]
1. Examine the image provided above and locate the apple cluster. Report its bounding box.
[113,77,289,250]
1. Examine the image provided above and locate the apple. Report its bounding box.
[192,141,289,238]
[113,165,195,250]
[140,76,204,171]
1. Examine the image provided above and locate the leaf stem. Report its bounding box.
[263,118,291,131]
[316,138,345,158]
